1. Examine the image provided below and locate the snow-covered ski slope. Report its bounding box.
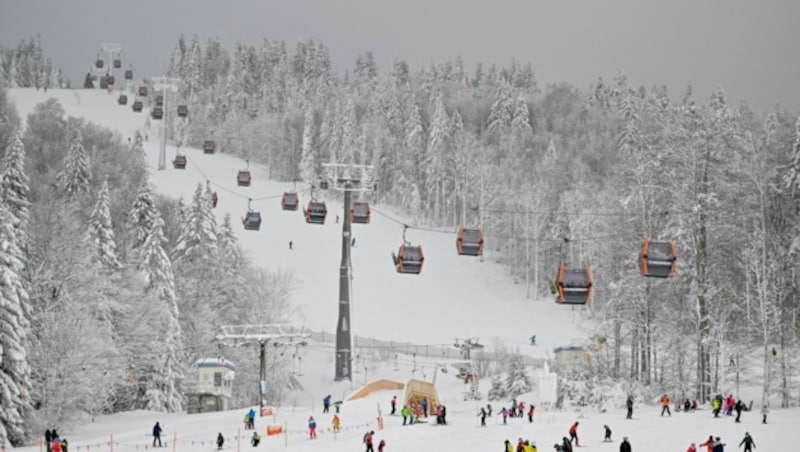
[9,88,800,452]
[10,87,586,357]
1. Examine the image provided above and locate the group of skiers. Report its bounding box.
[390,395,446,426]
[362,430,386,452]
[242,408,256,430]
[710,394,757,423]
[483,399,537,426]
[688,432,756,452]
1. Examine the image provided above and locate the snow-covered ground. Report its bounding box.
[8,87,800,452]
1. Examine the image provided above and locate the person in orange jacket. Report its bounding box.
[660,394,671,417]
[699,435,715,452]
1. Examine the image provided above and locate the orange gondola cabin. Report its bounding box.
[351,202,371,224]
[305,201,327,224]
[281,192,299,211]
[172,154,187,169]
[395,244,424,275]
[456,227,484,256]
[639,238,678,278]
[555,263,593,305]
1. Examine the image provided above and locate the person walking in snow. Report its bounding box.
[760,404,768,424]
[332,414,341,433]
[500,407,509,424]
[308,416,317,439]
[619,437,632,452]
[661,394,671,416]
[421,397,429,417]
[528,405,535,423]
[626,396,634,419]
[152,422,163,447]
[568,421,580,447]
[364,430,375,452]
[738,433,755,452]
[45,429,53,452]
[390,395,397,415]
[323,395,331,413]
[216,433,224,450]
[378,439,386,452]
[735,400,744,423]
[401,405,410,425]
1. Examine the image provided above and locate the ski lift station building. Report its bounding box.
[187,358,236,414]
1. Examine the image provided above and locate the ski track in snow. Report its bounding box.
[9,88,800,452]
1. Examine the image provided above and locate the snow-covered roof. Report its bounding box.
[195,358,236,371]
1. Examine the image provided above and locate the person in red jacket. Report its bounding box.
[364,430,375,452]
[569,421,580,446]
[377,439,386,452]
[687,443,697,452]
[699,435,715,452]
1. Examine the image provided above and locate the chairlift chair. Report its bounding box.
[396,244,425,274]
[150,106,164,120]
[305,201,327,224]
[138,86,148,97]
[236,170,252,187]
[456,227,484,256]
[554,263,593,305]
[351,202,371,224]
[281,192,299,211]
[177,105,188,118]
[124,69,133,80]
[117,94,128,105]
[203,140,216,154]
[639,238,678,278]
[172,154,187,169]
[131,100,143,112]
[242,210,262,231]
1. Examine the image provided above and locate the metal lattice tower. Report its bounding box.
[151,76,180,170]
[321,163,375,381]
[215,324,309,414]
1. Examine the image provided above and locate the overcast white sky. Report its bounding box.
[1,0,799,111]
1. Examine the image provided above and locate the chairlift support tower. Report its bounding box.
[321,163,375,382]
[152,76,180,170]
[215,324,309,414]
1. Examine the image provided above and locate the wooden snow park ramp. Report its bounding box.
[402,379,441,413]
[347,379,405,401]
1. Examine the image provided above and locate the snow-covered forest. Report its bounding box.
[0,34,799,447]
[0,36,70,90]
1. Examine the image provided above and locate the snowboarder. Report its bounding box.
[308,416,317,439]
[738,433,755,452]
[603,425,612,442]
[760,404,768,424]
[152,422,163,447]
[216,433,224,450]
[479,407,487,426]
[323,395,331,413]
[661,394,671,416]
[626,396,634,419]
[250,432,260,447]
[620,437,632,452]
[568,421,580,447]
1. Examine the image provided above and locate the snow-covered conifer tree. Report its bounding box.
[426,92,450,221]
[0,203,32,446]
[487,374,507,401]
[88,177,121,270]
[505,355,531,398]
[140,213,183,413]
[60,129,92,196]
[784,116,800,190]
[1,130,31,235]
[340,99,358,164]
[299,108,317,183]
[172,183,217,264]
